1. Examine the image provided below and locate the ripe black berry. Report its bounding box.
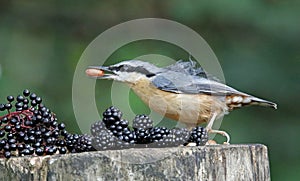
[0,104,5,111]
[58,123,66,130]
[17,144,24,151]
[7,95,14,102]
[5,103,12,110]
[74,134,95,152]
[8,138,16,144]
[9,143,17,151]
[29,93,37,100]
[31,100,37,106]
[90,121,106,137]
[135,128,151,144]
[35,147,44,156]
[107,119,129,136]
[102,106,122,126]
[188,126,208,146]
[150,126,170,142]
[10,117,18,125]
[15,102,23,108]
[0,130,5,138]
[59,147,67,154]
[133,114,153,130]
[4,125,12,132]
[0,139,6,147]
[23,89,30,97]
[4,151,11,158]
[21,148,31,155]
[35,97,42,104]
[23,98,29,104]
[120,128,136,144]
[17,95,24,102]
[0,89,79,158]
[92,130,121,150]
[1,117,8,123]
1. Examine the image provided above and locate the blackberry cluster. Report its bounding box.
[93,130,127,151]
[150,126,170,143]
[152,128,190,147]
[0,89,94,158]
[0,91,209,157]
[91,106,209,150]
[65,134,95,153]
[188,126,209,146]
[91,107,136,150]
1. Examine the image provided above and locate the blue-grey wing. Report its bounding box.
[151,73,244,96]
[164,60,221,82]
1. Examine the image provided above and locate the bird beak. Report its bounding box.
[85,66,117,79]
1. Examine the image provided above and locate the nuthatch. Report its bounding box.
[86,60,277,143]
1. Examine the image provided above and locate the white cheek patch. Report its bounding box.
[118,72,146,83]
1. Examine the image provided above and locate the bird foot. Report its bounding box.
[207,129,230,144]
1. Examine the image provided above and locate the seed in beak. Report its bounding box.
[85,68,104,77]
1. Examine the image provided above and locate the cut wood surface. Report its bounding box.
[0,144,270,181]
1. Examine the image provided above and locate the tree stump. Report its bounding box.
[0,144,270,181]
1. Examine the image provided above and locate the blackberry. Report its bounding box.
[107,119,129,136]
[102,106,122,126]
[149,127,189,147]
[188,126,208,146]
[150,127,170,142]
[74,134,95,152]
[65,133,95,153]
[132,114,153,130]
[121,128,136,144]
[90,121,107,137]
[92,129,118,150]
[65,133,79,153]
[134,128,151,144]
[169,128,190,146]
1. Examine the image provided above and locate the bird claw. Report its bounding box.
[207,129,230,144]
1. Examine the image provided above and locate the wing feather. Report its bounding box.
[151,73,245,96]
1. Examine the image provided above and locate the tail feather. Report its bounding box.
[226,95,277,110]
[249,97,277,109]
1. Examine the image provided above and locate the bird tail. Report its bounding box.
[226,95,277,110]
[248,96,277,109]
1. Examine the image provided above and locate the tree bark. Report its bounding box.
[0,144,270,181]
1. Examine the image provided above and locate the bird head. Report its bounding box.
[86,60,162,84]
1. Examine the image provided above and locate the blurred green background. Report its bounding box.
[0,1,299,180]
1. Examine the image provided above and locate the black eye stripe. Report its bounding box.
[109,65,124,71]
[111,65,156,77]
